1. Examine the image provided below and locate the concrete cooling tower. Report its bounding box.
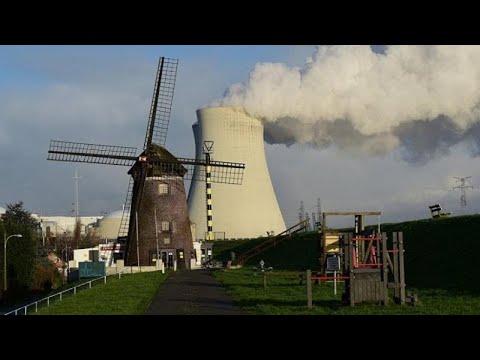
[187,107,286,240]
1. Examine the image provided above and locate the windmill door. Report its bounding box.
[176,249,186,270]
[161,250,176,269]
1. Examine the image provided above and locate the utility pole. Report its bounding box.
[154,207,159,268]
[73,169,80,222]
[317,198,321,226]
[305,212,311,232]
[453,176,474,207]
[299,201,305,223]
[136,211,141,272]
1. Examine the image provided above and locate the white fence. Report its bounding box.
[3,271,126,316]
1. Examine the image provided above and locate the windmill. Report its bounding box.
[47,56,245,269]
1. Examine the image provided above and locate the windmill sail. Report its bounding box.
[144,57,178,149]
[152,158,245,185]
[48,140,137,166]
[118,177,134,238]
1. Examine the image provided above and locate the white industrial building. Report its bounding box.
[187,107,286,240]
[32,214,102,238]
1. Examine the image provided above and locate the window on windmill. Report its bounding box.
[161,221,170,232]
[164,236,171,245]
[159,183,169,195]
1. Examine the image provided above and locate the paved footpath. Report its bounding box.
[145,269,244,315]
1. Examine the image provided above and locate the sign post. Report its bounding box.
[326,255,340,295]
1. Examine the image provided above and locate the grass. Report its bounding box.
[212,214,480,314]
[214,268,480,314]
[34,271,168,315]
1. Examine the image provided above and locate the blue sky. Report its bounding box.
[1,45,479,228]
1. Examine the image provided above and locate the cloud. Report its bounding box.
[0,47,235,215]
[216,45,480,163]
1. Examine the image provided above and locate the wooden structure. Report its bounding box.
[342,231,405,305]
[320,211,381,276]
[315,211,406,306]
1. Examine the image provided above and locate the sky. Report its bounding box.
[1,45,480,228]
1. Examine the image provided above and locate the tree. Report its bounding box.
[1,201,39,293]
[2,201,39,229]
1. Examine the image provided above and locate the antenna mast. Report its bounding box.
[453,176,474,207]
[73,169,80,221]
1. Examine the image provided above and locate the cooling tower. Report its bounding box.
[187,107,286,240]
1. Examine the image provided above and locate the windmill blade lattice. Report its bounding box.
[144,57,179,149]
[48,140,137,166]
[180,158,245,185]
[151,158,245,185]
[118,177,134,238]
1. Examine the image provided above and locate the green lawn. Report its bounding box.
[34,271,168,315]
[214,268,480,315]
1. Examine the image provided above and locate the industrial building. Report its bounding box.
[31,214,102,242]
[188,107,286,240]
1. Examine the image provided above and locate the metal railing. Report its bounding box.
[3,271,126,316]
[235,219,310,265]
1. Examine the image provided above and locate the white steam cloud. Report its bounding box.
[214,45,480,164]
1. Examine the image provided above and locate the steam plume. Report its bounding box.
[214,45,480,163]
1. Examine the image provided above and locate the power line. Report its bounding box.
[299,201,305,223]
[453,176,474,207]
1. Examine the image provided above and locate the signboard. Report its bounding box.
[326,256,340,271]
[79,262,106,278]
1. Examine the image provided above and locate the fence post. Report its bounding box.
[89,281,92,289]
[307,270,312,308]
[47,297,50,307]
[104,276,107,285]
[60,293,62,301]
[24,307,27,315]
[118,272,121,279]
[263,273,267,288]
[35,302,38,313]
[74,287,77,295]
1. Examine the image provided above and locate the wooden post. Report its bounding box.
[348,233,355,306]
[392,232,399,301]
[263,273,267,289]
[343,233,349,270]
[306,270,312,308]
[398,232,406,305]
[381,232,388,305]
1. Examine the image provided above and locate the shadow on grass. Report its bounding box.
[234,297,344,310]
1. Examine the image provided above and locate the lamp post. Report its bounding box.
[3,233,23,292]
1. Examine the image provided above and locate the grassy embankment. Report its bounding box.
[35,271,167,315]
[212,215,480,314]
